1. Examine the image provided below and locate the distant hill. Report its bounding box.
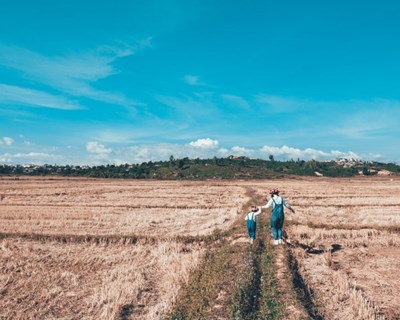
[0,157,399,179]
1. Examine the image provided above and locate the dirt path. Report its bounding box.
[273,245,314,320]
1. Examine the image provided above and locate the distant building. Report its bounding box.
[228,155,247,160]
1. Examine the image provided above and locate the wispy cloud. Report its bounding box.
[0,84,82,110]
[255,94,310,112]
[156,92,254,124]
[0,43,150,107]
[331,100,400,139]
[184,75,205,86]
[0,152,62,164]
[221,94,250,109]
[255,94,400,141]
[95,130,137,144]
[91,123,190,144]
[156,94,217,119]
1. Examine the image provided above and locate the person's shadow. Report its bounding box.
[284,231,342,255]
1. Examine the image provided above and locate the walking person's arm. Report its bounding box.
[261,198,273,209]
[283,198,295,214]
[253,208,261,216]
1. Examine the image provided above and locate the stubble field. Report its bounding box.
[251,177,400,320]
[0,176,399,319]
[0,177,249,319]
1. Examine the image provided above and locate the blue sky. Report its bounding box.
[1,0,400,165]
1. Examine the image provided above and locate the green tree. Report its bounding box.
[169,155,175,168]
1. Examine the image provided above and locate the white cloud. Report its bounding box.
[0,84,82,110]
[231,146,252,155]
[86,141,112,155]
[260,145,360,160]
[119,143,223,164]
[184,75,205,86]
[0,137,14,145]
[0,141,372,165]
[2,137,14,145]
[189,138,219,149]
[116,143,363,164]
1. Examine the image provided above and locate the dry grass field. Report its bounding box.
[0,238,203,319]
[256,177,400,320]
[0,178,247,237]
[0,176,399,319]
[0,177,249,319]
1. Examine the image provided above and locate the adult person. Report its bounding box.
[245,205,261,244]
[261,188,295,245]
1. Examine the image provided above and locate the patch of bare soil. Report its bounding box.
[229,236,249,245]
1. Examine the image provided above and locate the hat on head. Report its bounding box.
[269,188,280,195]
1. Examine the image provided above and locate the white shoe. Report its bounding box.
[273,240,279,245]
[278,239,282,244]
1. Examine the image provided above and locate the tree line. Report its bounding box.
[0,156,398,179]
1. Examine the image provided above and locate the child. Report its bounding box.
[245,206,261,243]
